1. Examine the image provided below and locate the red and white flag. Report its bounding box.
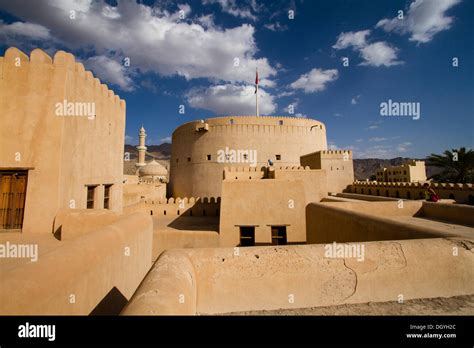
[254,69,259,94]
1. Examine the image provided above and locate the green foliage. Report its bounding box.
[426,147,474,183]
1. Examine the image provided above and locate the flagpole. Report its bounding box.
[255,68,259,117]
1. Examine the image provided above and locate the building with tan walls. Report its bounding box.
[300,150,354,193]
[0,47,125,233]
[375,160,426,183]
[169,116,328,197]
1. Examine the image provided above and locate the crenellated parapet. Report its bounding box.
[143,197,221,204]
[1,47,125,109]
[275,165,311,171]
[353,181,473,190]
[349,181,473,204]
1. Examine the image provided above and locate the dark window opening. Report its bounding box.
[164,210,166,215]
[150,210,153,215]
[240,226,255,246]
[203,209,206,216]
[177,210,180,215]
[271,226,287,245]
[207,154,211,160]
[449,193,455,200]
[407,191,411,199]
[396,191,400,198]
[87,185,97,209]
[278,120,283,125]
[276,154,281,160]
[376,189,380,196]
[104,184,112,209]
[187,157,191,162]
[386,190,389,197]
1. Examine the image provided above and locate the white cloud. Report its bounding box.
[203,0,257,21]
[276,90,295,98]
[397,141,412,152]
[333,30,370,50]
[369,137,387,142]
[376,0,461,43]
[355,138,363,142]
[264,22,288,31]
[0,20,51,39]
[290,68,338,93]
[366,125,379,130]
[186,84,277,115]
[359,42,403,67]
[85,55,134,91]
[124,134,134,144]
[160,136,172,143]
[351,94,361,105]
[0,0,276,89]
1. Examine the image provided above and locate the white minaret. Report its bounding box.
[135,125,147,168]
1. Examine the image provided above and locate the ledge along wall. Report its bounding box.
[350,182,474,204]
[0,211,153,315]
[306,201,474,244]
[122,238,474,315]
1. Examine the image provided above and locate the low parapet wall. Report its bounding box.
[52,209,122,240]
[350,182,474,204]
[306,201,473,244]
[144,197,221,217]
[0,211,153,315]
[122,239,474,315]
[122,250,197,315]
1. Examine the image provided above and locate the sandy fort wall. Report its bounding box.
[0,47,125,233]
[123,238,474,315]
[350,182,474,204]
[300,150,354,193]
[169,116,328,198]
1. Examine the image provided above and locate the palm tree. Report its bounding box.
[426,147,474,183]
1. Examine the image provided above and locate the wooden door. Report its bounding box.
[0,171,28,230]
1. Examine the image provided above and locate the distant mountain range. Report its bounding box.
[124,144,439,180]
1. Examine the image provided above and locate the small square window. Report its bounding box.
[276,154,281,160]
[207,154,211,160]
[187,157,191,162]
[278,120,283,125]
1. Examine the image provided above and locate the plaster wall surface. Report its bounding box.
[0,211,153,314]
[0,48,125,234]
[219,179,307,246]
[351,182,473,204]
[169,116,328,197]
[300,150,354,193]
[123,238,474,315]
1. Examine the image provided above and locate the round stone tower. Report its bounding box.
[169,116,328,198]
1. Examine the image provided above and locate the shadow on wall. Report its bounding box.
[90,287,128,315]
[167,210,220,232]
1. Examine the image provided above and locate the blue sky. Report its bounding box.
[1,0,472,158]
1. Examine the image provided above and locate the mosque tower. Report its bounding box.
[135,125,147,168]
